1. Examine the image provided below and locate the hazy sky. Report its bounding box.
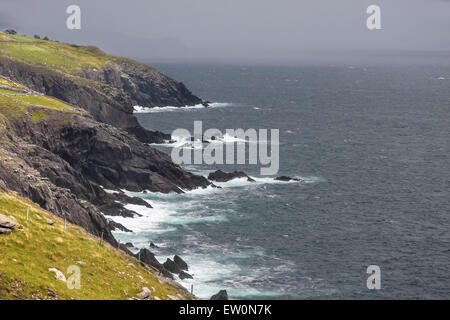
[1,0,449,64]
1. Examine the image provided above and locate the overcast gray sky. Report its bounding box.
[1,0,449,64]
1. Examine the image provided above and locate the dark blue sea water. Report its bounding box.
[112,64,450,299]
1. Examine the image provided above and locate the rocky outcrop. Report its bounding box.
[174,255,189,271]
[135,249,174,280]
[108,219,132,233]
[0,56,202,144]
[163,256,193,279]
[208,170,255,182]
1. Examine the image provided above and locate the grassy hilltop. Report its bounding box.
[0,32,115,74]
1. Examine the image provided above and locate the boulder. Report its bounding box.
[173,255,189,271]
[0,214,18,229]
[137,287,151,300]
[208,170,255,183]
[0,227,12,235]
[48,268,67,282]
[210,290,228,300]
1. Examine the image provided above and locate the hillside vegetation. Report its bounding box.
[0,191,192,300]
[0,32,113,74]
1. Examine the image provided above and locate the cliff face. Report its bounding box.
[0,79,209,245]
[0,36,204,143]
[0,33,210,247]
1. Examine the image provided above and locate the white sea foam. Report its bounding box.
[133,102,232,114]
[107,173,324,299]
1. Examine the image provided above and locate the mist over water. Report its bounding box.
[111,63,450,299]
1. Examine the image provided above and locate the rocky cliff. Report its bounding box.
[0,34,205,143]
[0,33,210,248]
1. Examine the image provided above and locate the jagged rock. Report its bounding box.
[108,219,132,232]
[137,287,151,300]
[179,271,193,280]
[135,249,174,280]
[210,290,228,300]
[274,176,302,182]
[0,227,12,235]
[173,255,189,271]
[48,268,67,282]
[0,213,18,229]
[99,202,139,218]
[208,170,255,183]
[150,242,158,248]
[125,242,134,248]
[163,258,182,274]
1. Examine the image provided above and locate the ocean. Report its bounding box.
[110,63,450,299]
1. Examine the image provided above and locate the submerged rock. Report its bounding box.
[274,176,302,182]
[210,290,228,300]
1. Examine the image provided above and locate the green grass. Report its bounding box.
[0,191,192,300]
[0,32,114,74]
[0,88,21,95]
[0,76,26,90]
[13,95,72,110]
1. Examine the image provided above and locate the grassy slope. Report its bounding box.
[0,75,77,124]
[0,32,114,74]
[0,191,191,300]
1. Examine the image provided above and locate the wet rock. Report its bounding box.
[163,258,182,274]
[174,255,189,271]
[275,176,301,182]
[208,170,255,183]
[150,242,159,248]
[179,271,193,280]
[108,219,132,232]
[136,249,174,280]
[210,290,228,300]
[125,242,134,248]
